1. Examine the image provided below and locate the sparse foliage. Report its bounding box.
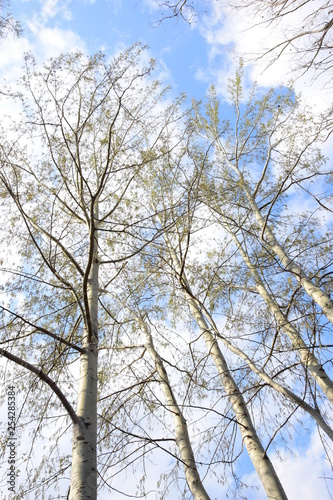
[0,0,21,37]
[0,47,332,499]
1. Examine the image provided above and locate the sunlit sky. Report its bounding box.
[0,1,332,499]
[3,0,332,106]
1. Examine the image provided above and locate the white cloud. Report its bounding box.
[24,1,86,60]
[34,25,85,56]
[193,0,333,167]
[141,0,159,14]
[40,0,73,22]
[196,0,333,113]
[106,0,122,15]
[0,3,86,89]
[0,34,32,81]
[273,431,332,499]
[241,429,333,500]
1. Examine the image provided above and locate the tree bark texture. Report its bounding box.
[70,209,99,500]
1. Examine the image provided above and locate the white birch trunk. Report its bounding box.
[69,338,98,500]
[166,237,288,500]
[225,222,333,405]
[140,317,211,500]
[69,207,99,500]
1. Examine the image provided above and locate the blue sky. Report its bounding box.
[0,1,332,499]
[6,0,210,99]
[3,1,332,108]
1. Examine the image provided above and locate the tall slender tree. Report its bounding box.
[129,70,333,496]
[0,44,187,499]
[190,70,333,419]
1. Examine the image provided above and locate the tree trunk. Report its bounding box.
[166,237,288,500]
[140,317,211,500]
[225,221,333,405]
[69,339,98,500]
[189,302,288,500]
[70,207,99,500]
[204,322,333,441]
[236,167,333,326]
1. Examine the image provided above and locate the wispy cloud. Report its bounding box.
[0,0,86,80]
[40,0,73,22]
[195,0,332,112]
[242,429,332,499]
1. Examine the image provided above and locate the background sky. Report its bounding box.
[2,0,333,107]
[0,1,332,499]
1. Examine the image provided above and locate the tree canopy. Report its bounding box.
[0,43,332,499]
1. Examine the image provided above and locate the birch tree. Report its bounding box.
[135,137,332,494]
[131,75,333,495]
[190,70,333,415]
[0,44,188,499]
[0,42,332,500]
